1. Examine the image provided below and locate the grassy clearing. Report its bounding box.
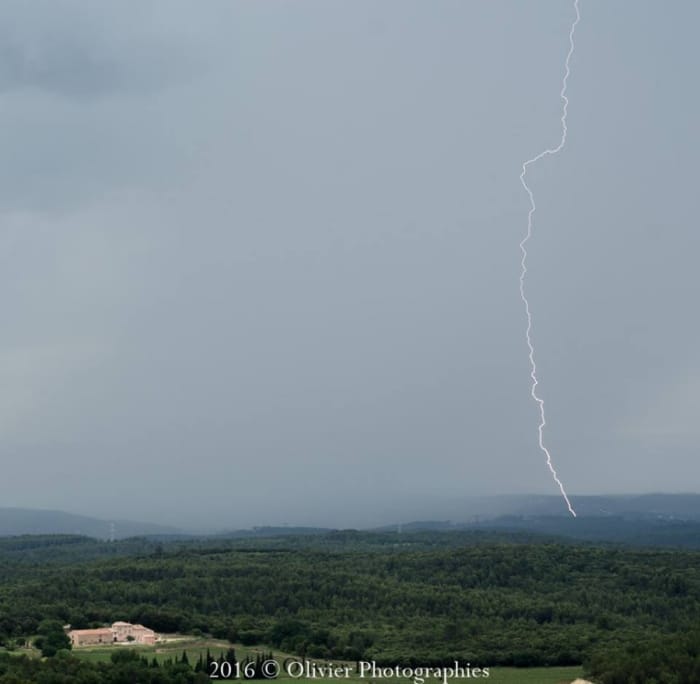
[0,646,40,659]
[479,667,583,683]
[284,667,583,684]
[71,636,233,664]
[71,638,583,682]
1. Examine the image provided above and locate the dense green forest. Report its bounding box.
[0,531,698,682]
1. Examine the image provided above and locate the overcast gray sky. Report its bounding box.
[0,1,697,529]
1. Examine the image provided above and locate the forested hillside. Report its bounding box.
[0,534,698,682]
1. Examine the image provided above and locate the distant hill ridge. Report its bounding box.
[500,493,700,519]
[0,508,184,539]
[1,493,699,540]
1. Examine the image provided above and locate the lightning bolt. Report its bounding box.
[519,0,581,518]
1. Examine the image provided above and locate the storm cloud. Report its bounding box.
[0,1,697,529]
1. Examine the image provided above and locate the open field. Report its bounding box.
[477,668,583,683]
[278,668,584,684]
[68,637,584,683]
[71,635,233,664]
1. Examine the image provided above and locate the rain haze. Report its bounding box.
[0,1,697,530]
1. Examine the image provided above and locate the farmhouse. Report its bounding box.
[111,621,157,645]
[68,628,113,647]
[68,621,157,647]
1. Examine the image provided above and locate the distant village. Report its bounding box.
[68,621,157,647]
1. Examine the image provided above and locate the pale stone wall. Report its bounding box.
[69,628,113,646]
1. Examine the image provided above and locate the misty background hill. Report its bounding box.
[452,493,700,520]
[2,493,700,542]
[0,508,185,540]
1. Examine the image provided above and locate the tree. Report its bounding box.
[35,619,71,658]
